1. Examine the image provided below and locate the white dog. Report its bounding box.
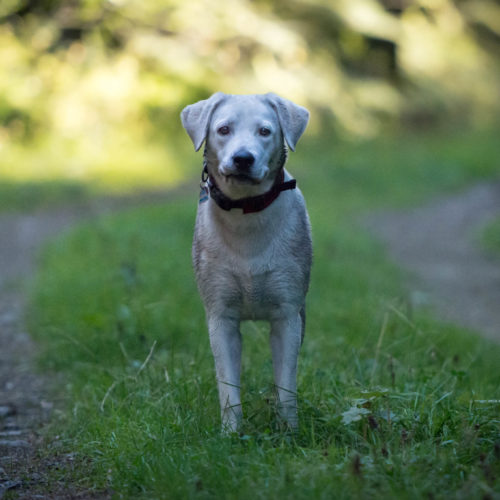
[181,93,312,431]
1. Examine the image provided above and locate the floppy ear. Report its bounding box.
[180,92,227,151]
[265,93,309,151]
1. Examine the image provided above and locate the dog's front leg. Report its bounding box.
[208,316,242,432]
[270,313,302,429]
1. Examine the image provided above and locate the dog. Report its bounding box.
[181,92,312,432]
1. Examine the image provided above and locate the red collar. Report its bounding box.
[203,169,297,214]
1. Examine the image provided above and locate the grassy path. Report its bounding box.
[0,194,174,498]
[0,129,499,497]
[0,208,92,498]
[24,130,500,498]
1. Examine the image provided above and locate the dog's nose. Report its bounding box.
[233,151,255,170]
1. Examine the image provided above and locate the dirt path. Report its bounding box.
[368,181,500,342]
[0,192,173,499]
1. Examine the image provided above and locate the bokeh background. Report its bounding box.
[1,0,499,199]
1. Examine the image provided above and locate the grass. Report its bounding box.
[29,127,500,499]
[0,180,90,213]
[0,134,196,213]
[481,217,500,256]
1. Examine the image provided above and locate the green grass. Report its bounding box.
[0,181,91,213]
[481,217,500,256]
[30,128,500,499]
[0,134,196,213]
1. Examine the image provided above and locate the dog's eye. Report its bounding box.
[259,127,271,137]
[217,126,230,136]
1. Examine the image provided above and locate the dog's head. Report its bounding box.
[181,93,309,194]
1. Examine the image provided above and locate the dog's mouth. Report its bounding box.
[222,173,261,185]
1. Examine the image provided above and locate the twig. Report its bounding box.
[100,380,119,412]
[137,340,157,376]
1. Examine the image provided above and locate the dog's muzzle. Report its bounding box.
[232,150,255,170]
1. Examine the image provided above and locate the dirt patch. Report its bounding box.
[0,190,176,499]
[367,181,500,342]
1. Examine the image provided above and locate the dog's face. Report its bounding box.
[181,92,309,193]
[206,96,283,186]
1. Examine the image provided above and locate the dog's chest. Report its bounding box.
[193,195,309,320]
[236,263,279,317]
[219,257,289,319]
[196,233,297,319]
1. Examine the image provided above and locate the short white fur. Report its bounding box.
[181,92,312,431]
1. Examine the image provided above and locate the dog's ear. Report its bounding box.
[265,93,309,152]
[181,92,227,151]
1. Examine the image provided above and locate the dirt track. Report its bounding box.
[368,181,500,342]
[0,193,171,499]
[0,205,113,499]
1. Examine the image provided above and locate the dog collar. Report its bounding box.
[199,168,297,214]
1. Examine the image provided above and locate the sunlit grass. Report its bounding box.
[1,136,192,191]
[0,133,197,212]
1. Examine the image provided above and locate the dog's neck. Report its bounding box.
[205,169,296,214]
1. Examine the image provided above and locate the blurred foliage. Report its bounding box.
[0,0,499,188]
